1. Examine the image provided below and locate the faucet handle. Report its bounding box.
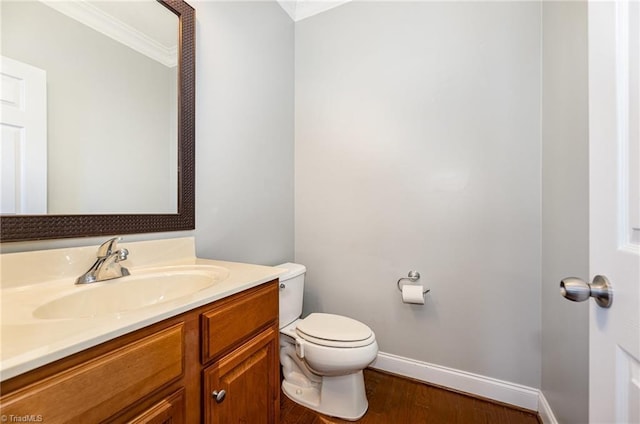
[96,237,122,258]
[117,248,129,261]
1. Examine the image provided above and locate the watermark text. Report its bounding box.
[1,415,44,423]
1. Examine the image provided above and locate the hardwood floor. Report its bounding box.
[280,369,541,424]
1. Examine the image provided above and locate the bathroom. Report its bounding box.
[1,0,638,423]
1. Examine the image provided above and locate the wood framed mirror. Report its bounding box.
[0,0,195,242]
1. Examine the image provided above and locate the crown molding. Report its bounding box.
[40,0,177,68]
[277,0,352,22]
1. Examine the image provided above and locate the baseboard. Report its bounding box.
[537,391,559,424]
[370,351,540,412]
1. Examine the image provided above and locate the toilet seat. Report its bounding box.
[295,313,375,348]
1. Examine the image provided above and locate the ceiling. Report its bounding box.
[277,0,352,21]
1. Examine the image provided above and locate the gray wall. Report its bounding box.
[192,1,295,265]
[541,2,589,422]
[1,5,593,420]
[1,1,295,268]
[294,1,542,388]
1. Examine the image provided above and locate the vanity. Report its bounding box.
[0,238,283,423]
[0,0,284,420]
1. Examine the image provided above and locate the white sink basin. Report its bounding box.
[32,265,230,319]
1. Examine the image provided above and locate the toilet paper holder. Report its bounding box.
[397,271,430,294]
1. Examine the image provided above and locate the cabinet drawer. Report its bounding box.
[127,388,185,424]
[0,324,184,424]
[201,281,278,364]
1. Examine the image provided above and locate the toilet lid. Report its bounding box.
[296,313,374,347]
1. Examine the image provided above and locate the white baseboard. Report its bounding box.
[370,351,540,412]
[537,391,559,424]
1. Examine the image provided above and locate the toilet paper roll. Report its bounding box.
[402,285,425,305]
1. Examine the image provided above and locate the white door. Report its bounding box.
[0,56,47,214]
[588,0,640,422]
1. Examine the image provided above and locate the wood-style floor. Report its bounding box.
[280,369,541,424]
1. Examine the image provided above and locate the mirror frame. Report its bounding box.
[0,0,195,242]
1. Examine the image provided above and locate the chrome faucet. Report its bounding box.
[76,237,130,284]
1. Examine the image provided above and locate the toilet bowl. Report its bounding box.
[277,263,378,421]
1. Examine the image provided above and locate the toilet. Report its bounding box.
[277,263,378,421]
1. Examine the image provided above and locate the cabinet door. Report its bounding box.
[203,326,279,424]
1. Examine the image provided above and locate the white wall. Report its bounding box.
[541,2,589,422]
[295,1,542,388]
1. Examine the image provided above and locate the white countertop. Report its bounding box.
[0,238,285,381]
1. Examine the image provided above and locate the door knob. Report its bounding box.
[211,389,226,403]
[560,275,613,308]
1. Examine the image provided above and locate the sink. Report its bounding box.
[33,265,230,319]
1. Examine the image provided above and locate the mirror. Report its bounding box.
[0,0,195,242]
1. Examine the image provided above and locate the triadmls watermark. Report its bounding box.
[1,415,44,423]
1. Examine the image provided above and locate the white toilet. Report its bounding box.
[277,263,379,421]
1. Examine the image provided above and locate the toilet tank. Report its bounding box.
[276,263,306,329]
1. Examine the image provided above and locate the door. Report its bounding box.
[203,326,279,424]
[0,56,47,214]
[588,1,640,422]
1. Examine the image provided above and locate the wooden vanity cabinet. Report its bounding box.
[0,280,279,424]
[200,282,280,424]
